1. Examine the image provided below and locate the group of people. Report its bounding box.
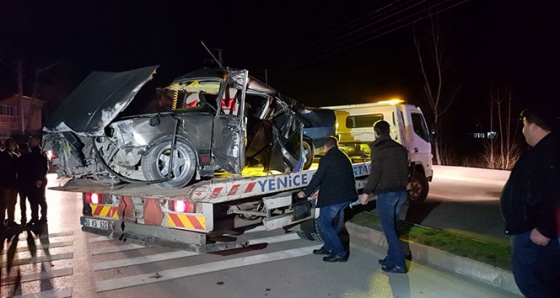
[0,135,49,230]
[297,119,409,274]
[298,104,559,297]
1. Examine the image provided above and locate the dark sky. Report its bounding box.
[1,0,558,132]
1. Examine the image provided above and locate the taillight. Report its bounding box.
[85,192,105,204]
[171,200,196,213]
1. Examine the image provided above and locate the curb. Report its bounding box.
[346,222,522,296]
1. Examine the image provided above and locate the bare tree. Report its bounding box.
[413,15,459,165]
[484,86,520,169]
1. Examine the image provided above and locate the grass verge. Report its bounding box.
[348,211,512,270]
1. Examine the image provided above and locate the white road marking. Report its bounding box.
[3,268,74,285]
[91,244,146,255]
[12,287,73,298]
[247,233,301,245]
[96,245,321,292]
[92,232,303,271]
[88,236,112,243]
[93,250,199,271]
[11,241,73,252]
[45,231,74,238]
[10,252,73,266]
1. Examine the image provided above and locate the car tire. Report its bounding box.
[408,170,429,205]
[141,139,197,189]
[302,138,314,170]
[296,218,322,241]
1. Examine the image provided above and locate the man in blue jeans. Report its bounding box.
[298,136,357,262]
[360,120,409,273]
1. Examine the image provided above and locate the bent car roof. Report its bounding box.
[43,65,158,136]
[171,67,278,96]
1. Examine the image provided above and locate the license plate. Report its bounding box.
[83,218,109,230]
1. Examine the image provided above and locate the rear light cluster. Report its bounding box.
[170,200,199,213]
[85,192,108,204]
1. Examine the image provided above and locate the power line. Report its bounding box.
[268,0,469,71]
[267,0,420,67]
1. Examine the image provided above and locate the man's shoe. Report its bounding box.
[378,256,391,267]
[381,265,407,273]
[323,254,348,262]
[313,247,332,255]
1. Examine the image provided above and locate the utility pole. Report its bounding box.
[216,48,223,65]
[265,69,268,85]
[18,60,24,134]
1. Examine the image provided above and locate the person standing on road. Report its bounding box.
[27,136,49,225]
[0,138,20,228]
[297,136,357,262]
[500,105,560,298]
[17,142,32,226]
[360,120,409,274]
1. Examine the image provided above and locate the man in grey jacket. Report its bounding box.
[360,120,409,273]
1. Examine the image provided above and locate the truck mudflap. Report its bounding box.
[80,216,247,253]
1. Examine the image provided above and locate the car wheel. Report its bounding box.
[302,138,314,170]
[141,139,197,189]
[408,171,429,205]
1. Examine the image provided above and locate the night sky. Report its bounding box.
[1,0,558,159]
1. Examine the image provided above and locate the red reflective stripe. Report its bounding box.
[245,182,256,193]
[228,184,240,196]
[186,215,204,230]
[210,187,223,198]
[169,214,183,227]
[92,205,102,216]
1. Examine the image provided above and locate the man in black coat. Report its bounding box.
[18,137,49,226]
[298,136,357,262]
[500,105,560,297]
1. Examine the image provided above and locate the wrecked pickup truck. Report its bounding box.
[43,66,322,189]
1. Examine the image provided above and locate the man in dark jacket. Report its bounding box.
[17,142,31,226]
[500,105,560,297]
[298,136,357,262]
[360,120,409,273]
[23,136,49,225]
[0,138,20,228]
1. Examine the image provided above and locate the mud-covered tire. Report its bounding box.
[302,138,314,170]
[408,171,429,205]
[296,218,322,241]
[141,139,197,189]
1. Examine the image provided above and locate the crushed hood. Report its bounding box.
[43,65,159,136]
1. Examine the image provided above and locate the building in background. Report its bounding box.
[0,95,45,140]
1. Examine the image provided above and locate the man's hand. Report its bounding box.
[35,180,43,188]
[297,191,306,198]
[359,194,369,205]
[530,228,551,246]
[359,194,378,205]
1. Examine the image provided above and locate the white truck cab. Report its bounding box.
[324,100,433,204]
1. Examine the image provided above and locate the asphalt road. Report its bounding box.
[0,172,517,297]
[403,170,508,243]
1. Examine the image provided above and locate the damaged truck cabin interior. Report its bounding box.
[42,66,313,189]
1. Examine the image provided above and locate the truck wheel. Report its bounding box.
[142,139,197,189]
[408,171,429,205]
[296,218,322,241]
[302,139,314,170]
